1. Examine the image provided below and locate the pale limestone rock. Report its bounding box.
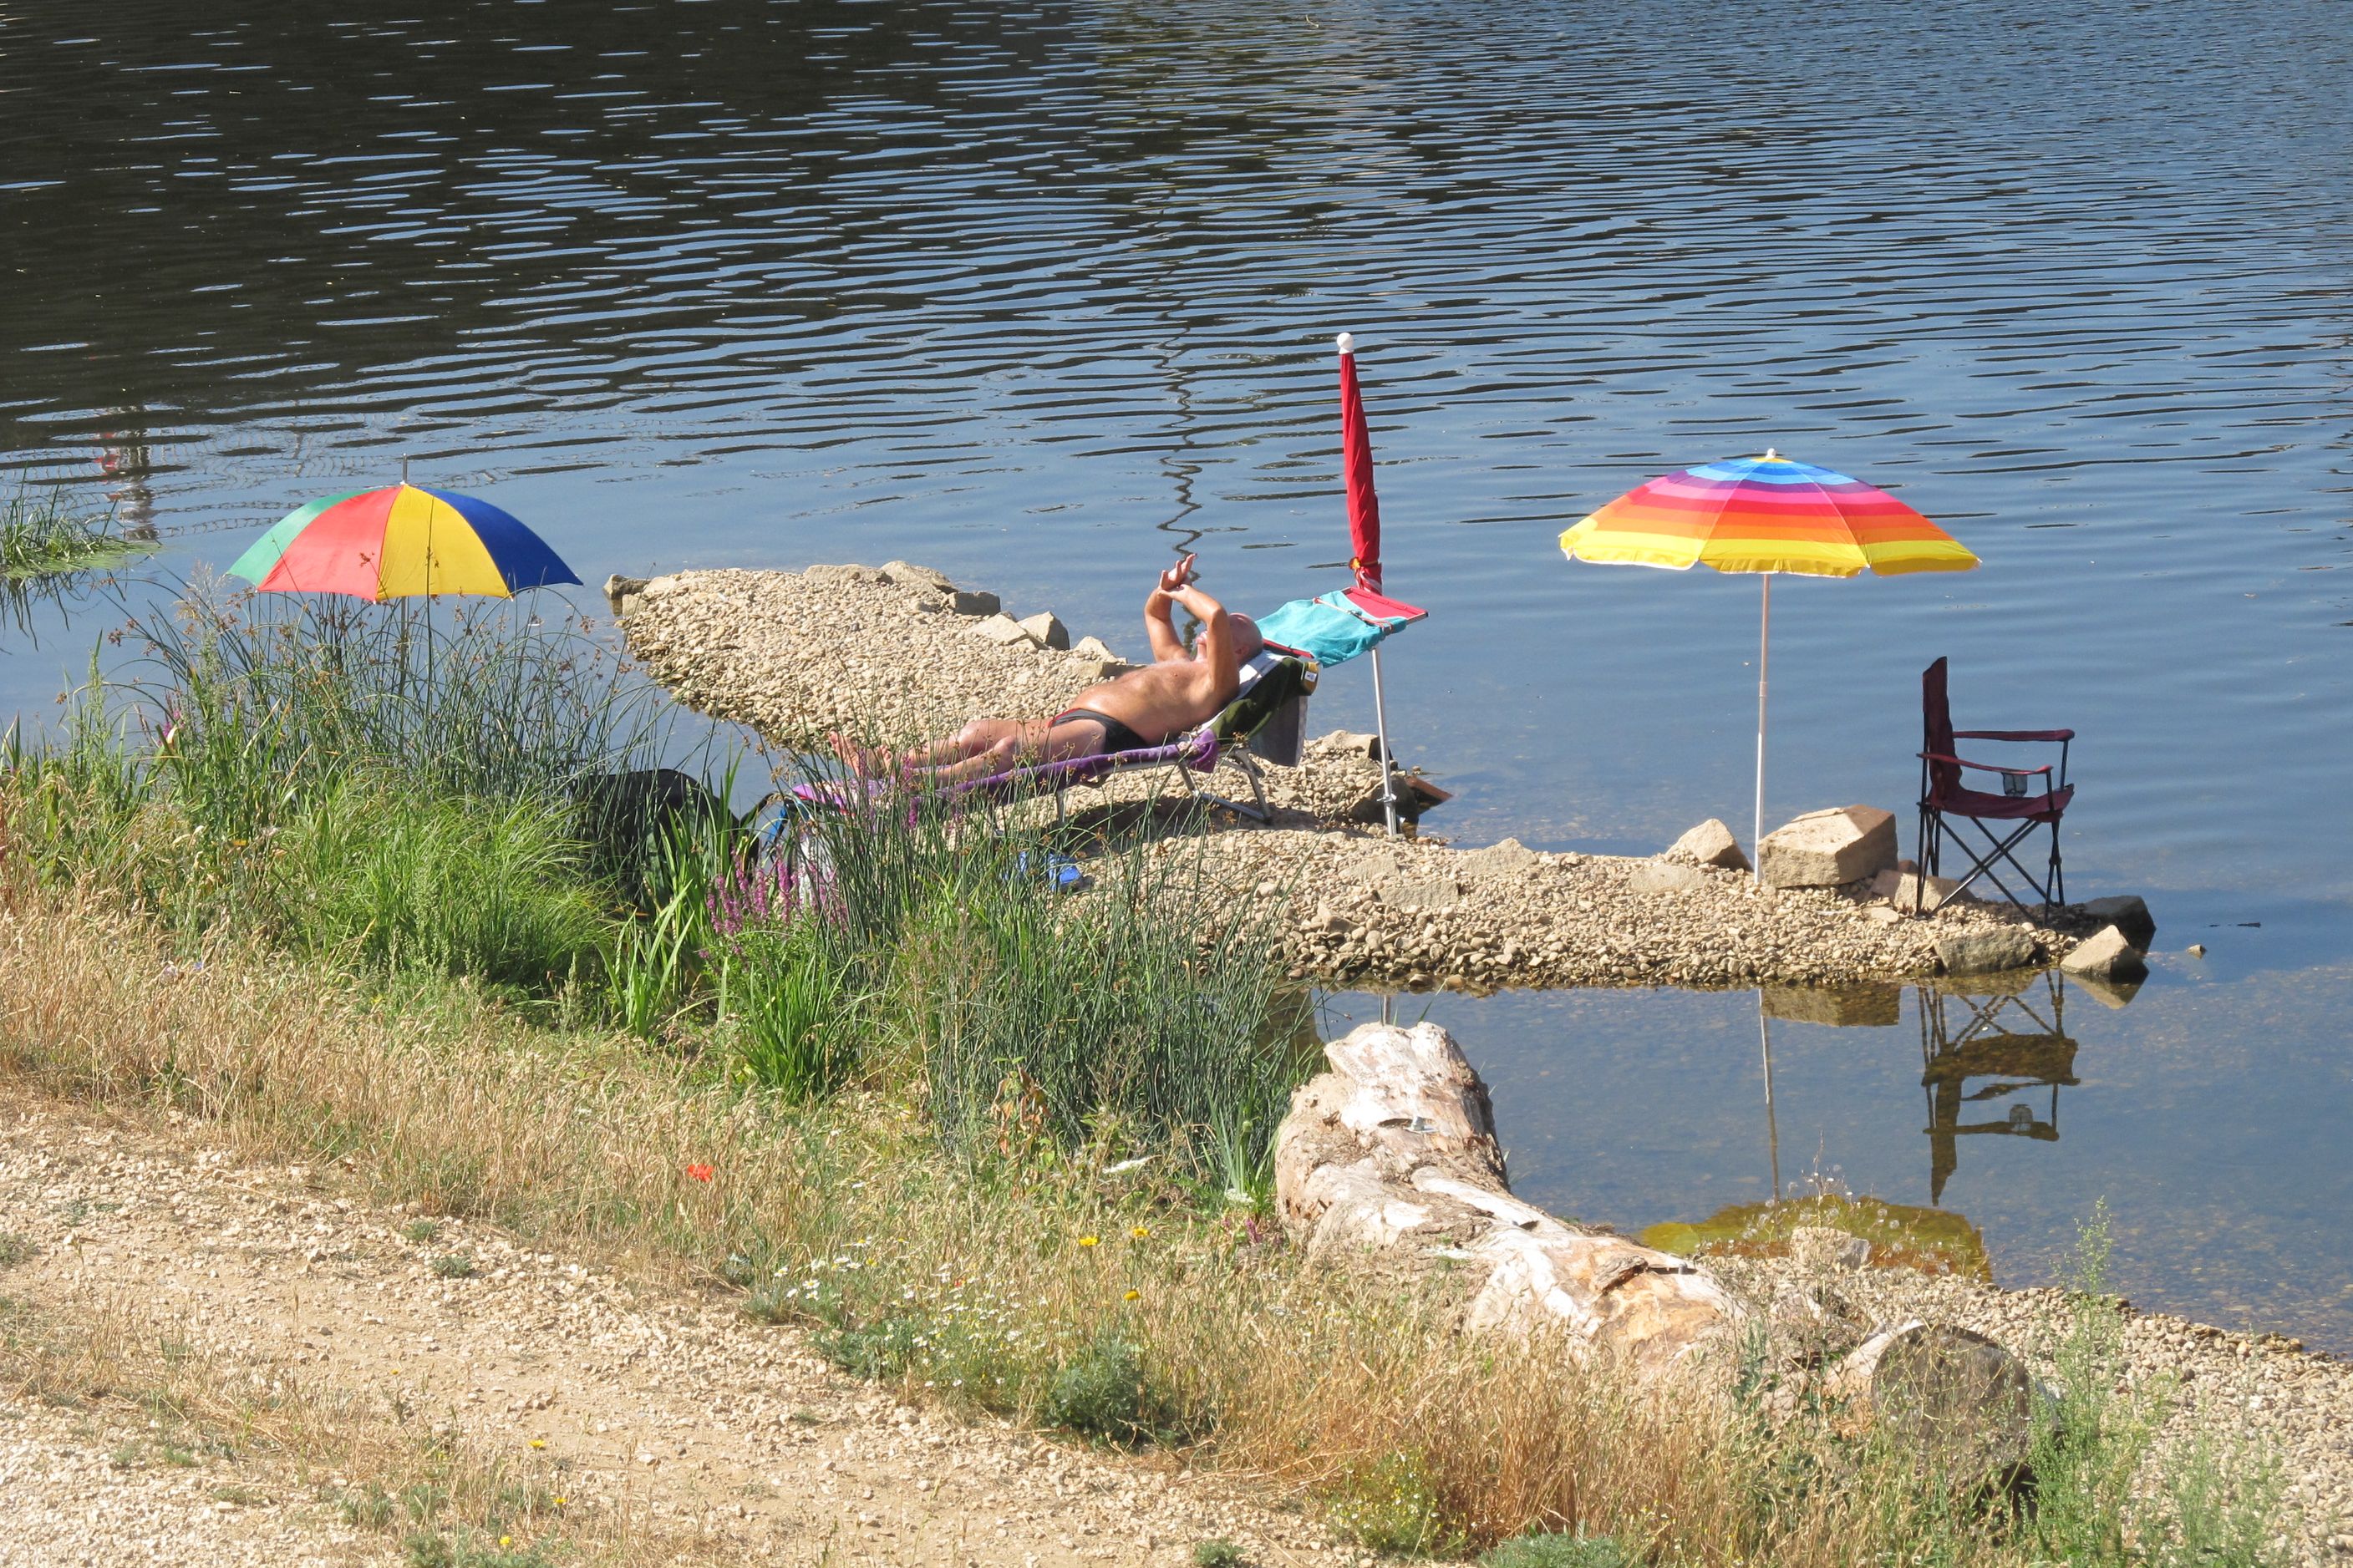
[1457,838,1542,880]
[1788,1225,1873,1272]
[2060,925,2148,982]
[1629,860,1707,895]
[1669,818,1751,872]
[804,563,881,584]
[1070,635,1121,662]
[602,574,649,617]
[1015,611,1070,652]
[970,613,1040,648]
[879,560,954,593]
[1761,805,1898,889]
[948,589,1000,617]
[1934,925,2037,974]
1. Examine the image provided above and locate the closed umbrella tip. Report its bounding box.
[1336,332,1355,355]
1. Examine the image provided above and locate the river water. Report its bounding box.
[4,3,2350,1342]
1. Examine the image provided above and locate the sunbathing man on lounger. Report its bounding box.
[841,553,1263,786]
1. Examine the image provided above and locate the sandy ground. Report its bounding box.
[5,1093,2349,1564]
[0,1098,1359,1568]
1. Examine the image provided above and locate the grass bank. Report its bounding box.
[0,587,2287,1565]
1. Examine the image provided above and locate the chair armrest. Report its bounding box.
[1920,751,2054,778]
[1953,728,2075,743]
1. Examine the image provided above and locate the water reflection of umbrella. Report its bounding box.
[1558,452,1978,875]
[227,479,577,601]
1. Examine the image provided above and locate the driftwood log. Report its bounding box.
[1276,1022,2039,1477]
[1274,1020,1744,1376]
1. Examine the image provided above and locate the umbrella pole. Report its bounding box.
[1754,574,1771,882]
[1759,993,1782,1202]
[1370,644,1400,837]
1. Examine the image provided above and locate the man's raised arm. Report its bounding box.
[1141,551,1197,663]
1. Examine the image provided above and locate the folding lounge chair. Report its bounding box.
[969,649,1319,825]
[1914,656,2076,917]
[781,652,1319,830]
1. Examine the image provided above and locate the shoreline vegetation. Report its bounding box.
[0,485,145,582]
[0,584,2318,1564]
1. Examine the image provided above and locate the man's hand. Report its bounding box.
[1157,552,1199,595]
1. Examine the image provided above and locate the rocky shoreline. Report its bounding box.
[615,561,2122,992]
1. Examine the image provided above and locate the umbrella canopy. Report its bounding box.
[1558,450,1978,876]
[1559,451,1978,578]
[1339,332,1384,591]
[227,483,578,601]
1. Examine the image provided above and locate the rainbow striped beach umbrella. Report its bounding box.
[1558,450,1978,875]
[227,482,578,601]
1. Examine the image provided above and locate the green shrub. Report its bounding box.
[1192,1540,1246,1568]
[1479,1533,1629,1568]
[1044,1332,1178,1448]
[723,916,860,1098]
[1327,1451,1462,1558]
[432,1254,475,1280]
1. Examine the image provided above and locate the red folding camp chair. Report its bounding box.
[1915,657,2075,917]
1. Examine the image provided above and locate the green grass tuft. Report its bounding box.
[1477,1534,1629,1568]
[0,486,141,581]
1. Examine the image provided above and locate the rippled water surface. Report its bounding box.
[5,2,2350,1341]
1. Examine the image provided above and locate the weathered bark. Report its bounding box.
[1827,1320,2037,1484]
[1274,1021,1746,1376]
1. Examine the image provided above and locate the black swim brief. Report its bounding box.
[1050,707,1153,756]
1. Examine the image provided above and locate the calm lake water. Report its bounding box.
[5,3,2350,1342]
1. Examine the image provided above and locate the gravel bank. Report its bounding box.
[1148,825,2059,991]
[1715,1253,2353,1561]
[0,1098,1361,1568]
[619,563,2074,992]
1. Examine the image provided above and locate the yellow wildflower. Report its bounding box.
[529,1439,546,1449]
[1078,1235,1099,1247]
[1131,1225,1151,1240]
[1124,1289,1141,1302]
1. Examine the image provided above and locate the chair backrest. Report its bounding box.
[1922,657,1958,799]
[1214,655,1314,752]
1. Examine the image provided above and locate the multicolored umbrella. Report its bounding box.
[1558,450,1979,874]
[227,482,578,601]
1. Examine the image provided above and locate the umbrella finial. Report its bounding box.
[1337,332,1355,356]
[1763,447,1779,462]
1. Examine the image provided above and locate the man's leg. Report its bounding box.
[831,717,1022,776]
[914,718,1056,785]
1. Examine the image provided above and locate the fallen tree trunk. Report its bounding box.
[1275,1022,2040,1479]
[1274,1020,1745,1376]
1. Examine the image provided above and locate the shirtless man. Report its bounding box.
[854,553,1262,785]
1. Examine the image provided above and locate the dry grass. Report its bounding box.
[0,879,2245,1565]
